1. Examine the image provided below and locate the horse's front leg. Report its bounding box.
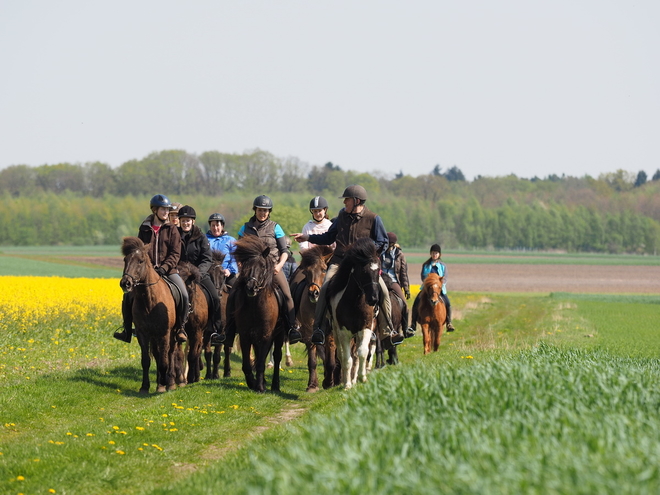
[240,336,257,391]
[306,342,319,393]
[356,330,372,383]
[222,344,231,378]
[254,339,270,393]
[271,333,284,392]
[421,323,432,355]
[335,328,354,390]
[138,334,151,394]
[322,338,337,389]
[433,323,442,352]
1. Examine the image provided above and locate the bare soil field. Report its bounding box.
[406,263,660,294]
[68,256,660,294]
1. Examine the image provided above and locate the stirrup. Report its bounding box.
[210,332,225,345]
[311,328,325,345]
[405,327,416,338]
[288,326,302,345]
[446,322,455,332]
[113,327,133,343]
[390,331,405,346]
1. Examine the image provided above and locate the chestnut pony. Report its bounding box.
[231,235,283,393]
[291,245,333,392]
[418,273,447,354]
[325,237,380,390]
[119,237,183,393]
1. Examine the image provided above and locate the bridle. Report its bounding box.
[349,268,378,295]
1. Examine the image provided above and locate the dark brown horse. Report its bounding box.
[178,262,207,384]
[291,245,333,392]
[119,237,183,394]
[232,236,283,393]
[418,273,448,354]
[203,251,232,379]
[325,237,380,390]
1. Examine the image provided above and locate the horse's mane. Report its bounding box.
[233,235,274,287]
[423,273,443,291]
[122,236,145,256]
[328,238,378,295]
[299,245,333,269]
[380,271,395,291]
[211,250,226,264]
[178,261,201,286]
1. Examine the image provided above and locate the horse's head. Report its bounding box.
[341,237,380,306]
[208,251,226,293]
[120,237,153,293]
[300,245,333,304]
[234,236,274,298]
[423,273,444,306]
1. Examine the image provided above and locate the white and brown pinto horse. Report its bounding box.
[326,237,380,390]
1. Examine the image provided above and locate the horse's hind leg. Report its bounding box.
[285,341,294,367]
[356,331,371,384]
[271,336,283,392]
[139,338,151,394]
[221,344,230,378]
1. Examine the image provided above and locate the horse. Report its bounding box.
[418,273,448,354]
[324,237,380,390]
[371,272,405,369]
[203,251,232,379]
[177,262,207,384]
[290,245,334,392]
[119,236,183,394]
[231,235,284,393]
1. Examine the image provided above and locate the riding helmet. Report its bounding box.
[309,196,329,210]
[253,195,273,210]
[430,243,441,254]
[150,194,171,209]
[178,205,196,219]
[208,213,225,225]
[339,185,367,202]
[387,232,398,246]
[169,202,182,214]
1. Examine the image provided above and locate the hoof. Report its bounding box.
[156,385,167,393]
[306,386,319,393]
[267,362,274,369]
[139,388,149,395]
[286,356,294,367]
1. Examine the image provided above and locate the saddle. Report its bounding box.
[162,276,188,324]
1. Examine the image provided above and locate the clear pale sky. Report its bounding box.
[1,1,658,181]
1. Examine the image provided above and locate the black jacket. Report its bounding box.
[179,225,213,276]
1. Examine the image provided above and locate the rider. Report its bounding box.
[380,232,411,336]
[206,212,238,287]
[221,195,303,345]
[407,243,455,335]
[299,196,335,252]
[292,185,402,346]
[168,202,182,227]
[113,194,189,344]
[177,205,223,342]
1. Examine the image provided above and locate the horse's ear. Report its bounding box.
[262,246,270,259]
[322,251,333,265]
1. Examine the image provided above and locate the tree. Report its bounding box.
[443,165,466,182]
[634,171,647,188]
[653,169,660,182]
[432,164,442,176]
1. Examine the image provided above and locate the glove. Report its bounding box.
[405,290,411,300]
[155,266,167,277]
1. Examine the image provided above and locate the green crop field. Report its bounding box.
[1,250,659,494]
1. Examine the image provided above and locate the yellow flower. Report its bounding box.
[49,490,56,494]
[116,450,125,455]
[17,475,25,481]
[135,426,145,431]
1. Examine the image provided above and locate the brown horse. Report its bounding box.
[178,262,207,384]
[203,251,232,379]
[325,237,380,390]
[232,236,283,393]
[291,245,333,392]
[418,273,447,354]
[372,272,404,369]
[119,237,183,394]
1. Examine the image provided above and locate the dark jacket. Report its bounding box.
[137,215,181,274]
[240,217,287,264]
[380,245,410,293]
[179,225,213,276]
[307,206,388,265]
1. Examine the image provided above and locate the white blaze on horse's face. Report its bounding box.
[370,262,379,272]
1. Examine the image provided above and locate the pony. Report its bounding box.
[119,236,183,394]
[418,273,448,354]
[231,235,283,393]
[177,262,207,384]
[290,245,334,392]
[203,251,232,379]
[325,237,380,390]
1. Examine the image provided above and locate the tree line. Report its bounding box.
[2,149,660,254]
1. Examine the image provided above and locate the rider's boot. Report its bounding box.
[209,303,225,345]
[114,294,133,343]
[406,295,419,337]
[285,307,302,345]
[175,309,188,343]
[446,305,455,332]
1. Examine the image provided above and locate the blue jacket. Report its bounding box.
[206,231,238,276]
[421,259,447,294]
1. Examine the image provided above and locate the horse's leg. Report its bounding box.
[336,329,353,390]
[267,346,274,369]
[285,340,294,367]
[356,330,372,383]
[152,337,170,393]
[422,323,431,355]
[433,321,442,352]
[254,340,269,393]
[165,340,178,392]
[240,337,256,391]
[138,335,151,394]
[221,344,230,378]
[271,334,283,392]
[306,342,319,393]
[322,339,336,389]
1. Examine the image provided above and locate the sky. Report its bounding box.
[1,1,659,181]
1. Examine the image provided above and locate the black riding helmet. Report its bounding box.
[309,196,329,210]
[150,194,171,210]
[253,195,273,210]
[178,205,196,219]
[208,213,225,225]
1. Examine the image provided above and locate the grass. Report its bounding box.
[2,255,660,493]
